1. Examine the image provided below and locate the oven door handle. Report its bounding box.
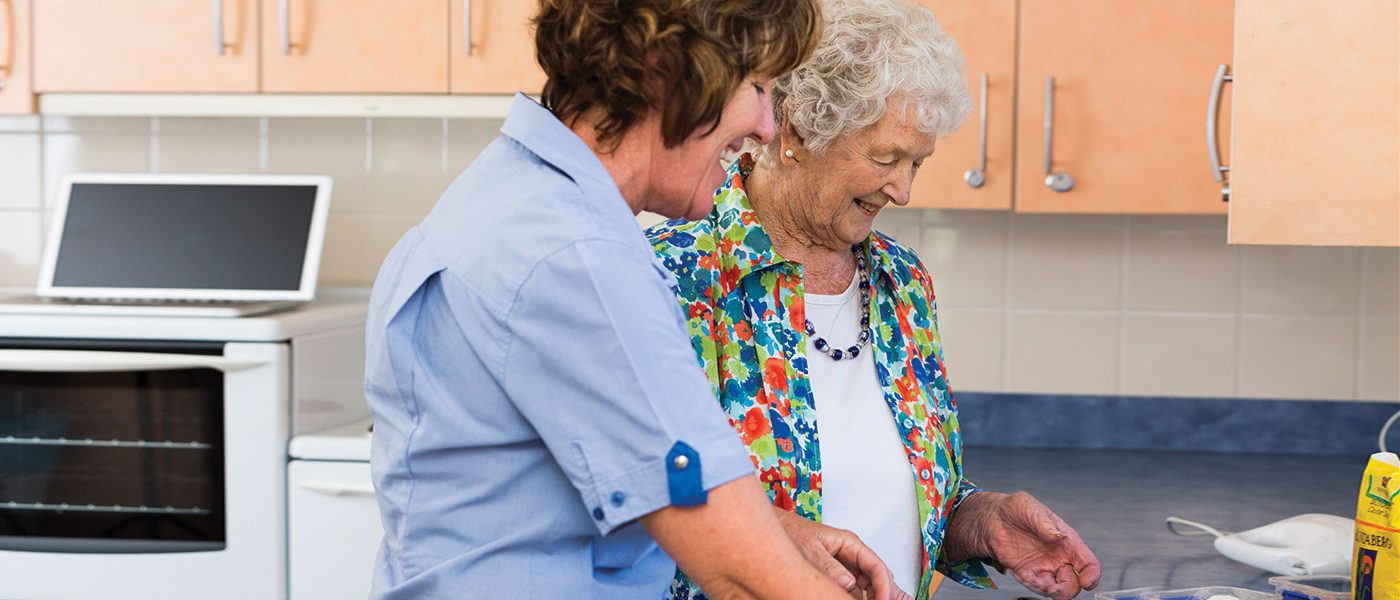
[0,349,270,372]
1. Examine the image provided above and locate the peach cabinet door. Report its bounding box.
[0,0,34,113]
[33,0,258,92]
[1228,0,1399,246]
[261,0,448,93]
[906,0,1015,210]
[1014,0,1234,214]
[450,0,545,94]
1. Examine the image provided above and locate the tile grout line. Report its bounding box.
[441,118,450,175]
[149,117,160,173]
[364,118,374,174]
[1000,212,1015,391]
[1232,246,1246,396]
[1353,248,1369,399]
[1117,215,1130,395]
[258,117,269,173]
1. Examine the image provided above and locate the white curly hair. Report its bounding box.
[770,0,972,155]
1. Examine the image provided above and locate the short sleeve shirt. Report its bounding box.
[364,94,755,599]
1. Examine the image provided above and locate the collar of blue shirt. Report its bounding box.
[501,93,630,212]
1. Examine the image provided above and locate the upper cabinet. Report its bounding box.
[260,0,449,93]
[0,0,34,113]
[1014,0,1234,214]
[1226,0,1399,246]
[908,0,1016,210]
[450,0,545,94]
[33,0,259,92]
[907,0,1234,214]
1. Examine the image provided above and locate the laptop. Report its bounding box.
[0,173,332,318]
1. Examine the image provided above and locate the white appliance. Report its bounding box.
[1165,513,1355,575]
[0,290,368,600]
[288,418,380,600]
[0,172,332,318]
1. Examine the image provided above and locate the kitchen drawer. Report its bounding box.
[288,460,381,600]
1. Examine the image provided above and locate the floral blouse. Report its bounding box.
[646,154,995,600]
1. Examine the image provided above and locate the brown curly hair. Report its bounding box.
[534,0,821,150]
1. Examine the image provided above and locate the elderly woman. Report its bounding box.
[647,1,1101,599]
[364,1,912,599]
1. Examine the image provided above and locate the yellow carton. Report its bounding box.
[1355,452,1400,600]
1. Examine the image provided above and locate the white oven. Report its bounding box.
[0,293,367,600]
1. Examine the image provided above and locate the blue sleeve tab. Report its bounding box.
[666,441,706,507]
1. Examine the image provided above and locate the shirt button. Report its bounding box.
[610,492,626,507]
[672,455,690,470]
[591,507,605,520]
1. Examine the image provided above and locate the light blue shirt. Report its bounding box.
[364,94,753,599]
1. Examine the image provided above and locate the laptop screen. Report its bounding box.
[39,174,332,302]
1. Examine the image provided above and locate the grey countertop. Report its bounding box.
[933,447,1364,600]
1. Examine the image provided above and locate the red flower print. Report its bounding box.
[739,406,771,445]
[733,320,753,341]
[912,457,934,483]
[763,357,790,393]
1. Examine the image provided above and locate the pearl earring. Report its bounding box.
[784,149,795,159]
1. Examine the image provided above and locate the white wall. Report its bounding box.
[1,115,1395,402]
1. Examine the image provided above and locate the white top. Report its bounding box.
[805,276,923,595]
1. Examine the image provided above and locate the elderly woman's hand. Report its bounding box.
[943,491,1101,600]
[771,507,915,600]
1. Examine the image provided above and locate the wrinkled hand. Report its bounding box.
[945,492,1100,600]
[771,507,914,600]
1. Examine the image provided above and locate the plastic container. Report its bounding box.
[1268,576,1351,600]
[1147,586,1280,600]
[1096,587,1166,600]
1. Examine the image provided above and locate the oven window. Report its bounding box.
[0,369,225,553]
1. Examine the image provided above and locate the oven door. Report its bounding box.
[0,340,288,600]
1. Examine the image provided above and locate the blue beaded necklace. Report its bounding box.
[805,244,871,361]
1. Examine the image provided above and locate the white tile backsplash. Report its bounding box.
[3,114,1392,402]
[0,134,42,209]
[0,211,42,288]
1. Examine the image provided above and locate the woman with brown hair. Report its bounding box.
[364,1,908,599]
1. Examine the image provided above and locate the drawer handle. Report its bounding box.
[1207,63,1233,202]
[213,0,227,55]
[279,0,292,55]
[1043,76,1075,193]
[298,480,376,497]
[963,73,988,189]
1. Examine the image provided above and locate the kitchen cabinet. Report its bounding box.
[450,0,545,94]
[1013,0,1234,214]
[32,0,259,92]
[0,0,33,113]
[260,0,449,93]
[1225,0,1399,247]
[908,0,1016,210]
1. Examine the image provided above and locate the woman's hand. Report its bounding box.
[942,491,1101,600]
[771,507,914,600]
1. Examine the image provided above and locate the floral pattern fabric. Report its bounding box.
[646,154,995,600]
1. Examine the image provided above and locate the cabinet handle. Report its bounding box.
[463,0,473,56]
[279,0,291,55]
[213,0,226,55]
[1207,64,1233,202]
[963,73,988,188]
[1042,76,1075,193]
[297,480,376,497]
[0,0,11,91]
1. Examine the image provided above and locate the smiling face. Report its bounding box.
[647,77,777,221]
[782,99,938,249]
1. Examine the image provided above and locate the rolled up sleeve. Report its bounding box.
[499,239,753,535]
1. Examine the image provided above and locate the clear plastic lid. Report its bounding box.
[1095,587,1166,600]
[1145,586,1280,600]
[1268,575,1351,600]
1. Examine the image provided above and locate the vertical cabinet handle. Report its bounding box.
[1043,76,1075,193]
[279,0,291,55]
[213,0,227,55]
[463,0,473,56]
[1207,64,1233,202]
[0,0,11,91]
[963,73,989,188]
